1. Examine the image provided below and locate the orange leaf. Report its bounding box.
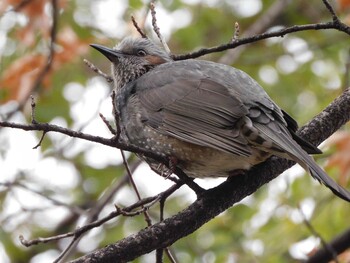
[0,54,46,103]
[338,0,350,11]
[325,130,350,187]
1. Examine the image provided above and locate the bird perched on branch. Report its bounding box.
[91,37,350,202]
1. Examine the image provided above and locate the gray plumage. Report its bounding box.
[91,37,350,202]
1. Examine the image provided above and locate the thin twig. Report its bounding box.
[150,1,171,54]
[1,181,84,214]
[83,59,113,83]
[306,228,350,263]
[175,0,349,63]
[99,113,117,135]
[156,195,177,263]
[111,91,121,140]
[156,194,165,263]
[174,168,204,195]
[322,0,339,22]
[56,161,141,262]
[53,236,80,263]
[29,94,48,148]
[131,15,148,38]
[30,95,37,124]
[19,182,183,247]
[298,205,339,263]
[120,150,153,226]
[32,131,46,149]
[231,22,240,42]
[115,195,160,217]
[174,21,350,61]
[0,116,205,196]
[0,119,180,167]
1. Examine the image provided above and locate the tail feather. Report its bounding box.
[254,122,350,202]
[300,153,350,202]
[280,137,350,202]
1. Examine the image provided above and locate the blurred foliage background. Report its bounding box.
[0,0,350,262]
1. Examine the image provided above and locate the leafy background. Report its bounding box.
[0,0,350,262]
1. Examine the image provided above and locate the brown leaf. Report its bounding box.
[0,54,46,103]
[0,26,89,103]
[325,130,350,187]
[337,0,350,11]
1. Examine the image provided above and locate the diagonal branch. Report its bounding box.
[306,227,350,263]
[68,88,350,262]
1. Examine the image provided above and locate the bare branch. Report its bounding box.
[131,15,148,38]
[19,182,183,248]
[322,0,339,23]
[30,95,37,124]
[84,59,113,83]
[99,113,117,135]
[32,131,46,149]
[231,22,240,42]
[111,91,121,140]
[53,238,78,263]
[174,21,350,61]
[0,118,186,177]
[55,161,141,262]
[115,195,160,217]
[306,228,350,263]
[150,1,171,54]
[298,205,339,263]
[0,181,84,215]
[120,149,153,226]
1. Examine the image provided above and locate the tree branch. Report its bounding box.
[306,227,350,263]
[173,21,350,61]
[219,0,291,64]
[68,88,350,262]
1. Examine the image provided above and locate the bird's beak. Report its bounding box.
[90,44,125,62]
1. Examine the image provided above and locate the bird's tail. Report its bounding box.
[296,152,350,202]
[277,135,350,202]
[278,130,350,202]
[278,135,350,202]
[254,122,350,202]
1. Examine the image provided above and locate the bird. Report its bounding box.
[91,37,350,202]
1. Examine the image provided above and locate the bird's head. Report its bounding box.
[91,37,172,90]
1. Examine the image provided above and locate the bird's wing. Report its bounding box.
[136,77,252,157]
[131,70,350,201]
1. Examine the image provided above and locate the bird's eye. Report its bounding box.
[137,49,147,56]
